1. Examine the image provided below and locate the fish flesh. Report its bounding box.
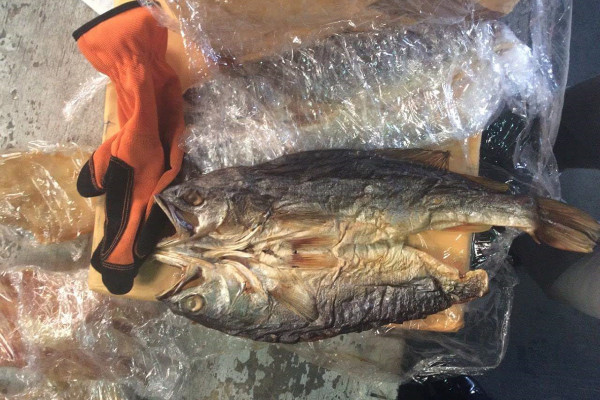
[154,149,599,343]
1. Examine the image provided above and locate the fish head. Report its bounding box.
[155,182,229,241]
[161,266,231,324]
[155,252,267,329]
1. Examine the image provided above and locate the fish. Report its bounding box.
[183,22,539,173]
[183,0,518,64]
[153,149,600,343]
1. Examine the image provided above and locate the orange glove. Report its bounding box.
[73,1,184,294]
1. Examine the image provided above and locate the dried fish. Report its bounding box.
[155,150,599,342]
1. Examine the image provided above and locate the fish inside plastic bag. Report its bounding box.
[0,143,95,270]
[0,142,94,244]
[167,0,522,67]
[183,21,549,173]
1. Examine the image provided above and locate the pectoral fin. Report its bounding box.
[269,277,318,322]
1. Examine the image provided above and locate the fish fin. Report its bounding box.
[534,198,600,253]
[449,269,489,302]
[289,236,339,249]
[443,224,493,233]
[373,149,450,170]
[269,280,318,322]
[460,175,510,192]
[289,253,339,269]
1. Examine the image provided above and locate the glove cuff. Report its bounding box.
[73,1,166,78]
[72,1,141,41]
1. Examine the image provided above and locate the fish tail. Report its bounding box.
[449,269,489,302]
[534,198,600,253]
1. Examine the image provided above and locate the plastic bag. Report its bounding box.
[0,267,190,399]
[182,21,549,173]
[167,0,522,67]
[0,143,95,270]
[0,142,94,244]
[166,0,570,385]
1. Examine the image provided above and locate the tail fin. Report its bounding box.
[535,198,600,253]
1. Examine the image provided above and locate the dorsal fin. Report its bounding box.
[373,149,450,170]
[372,149,509,192]
[460,174,510,192]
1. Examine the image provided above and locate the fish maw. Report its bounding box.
[0,145,95,244]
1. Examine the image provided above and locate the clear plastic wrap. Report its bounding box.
[0,0,573,398]
[0,143,95,270]
[167,0,522,67]
[182,21,549,173]
[63,74,110,122]
[0,142,94,244]
[0,267,189,399]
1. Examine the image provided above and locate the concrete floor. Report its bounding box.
[0,1,104,150]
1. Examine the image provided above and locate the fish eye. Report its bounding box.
[182,294,205,313]
[183,189,205,206]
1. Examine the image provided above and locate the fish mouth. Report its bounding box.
[154,251,218,300]
[154,252,203,301]
[155,194,195,241]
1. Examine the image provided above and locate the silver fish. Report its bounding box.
[154,150,599,343]
[183,23,540,173]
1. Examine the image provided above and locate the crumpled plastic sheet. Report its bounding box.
[0,142,94,244]
[0,143,95,270]
[63,74,110,122]
[167,0,522,68]
[0,267,198,399]
[382,228,520,379]
[182,20,550,173]
[0,0,572,398]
